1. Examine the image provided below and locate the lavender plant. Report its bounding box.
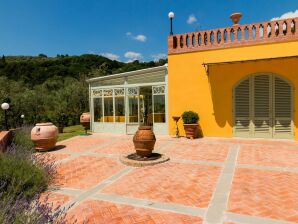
[0,127,71,223]
[0,181,68,224]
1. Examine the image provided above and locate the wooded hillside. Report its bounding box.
[0,54,166,130]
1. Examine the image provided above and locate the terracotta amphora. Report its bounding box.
[133,126,156,157]
[80,112,90,129]
[31,123,58,151]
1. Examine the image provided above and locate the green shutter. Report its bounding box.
[253,75,271,138]
[234,74,293,139]
[273,76,293,139]
[234,78,250,137]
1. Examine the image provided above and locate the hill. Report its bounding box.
[0,54,167,130]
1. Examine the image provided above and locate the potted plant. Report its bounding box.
[181,111,199,139]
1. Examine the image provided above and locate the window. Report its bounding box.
[114,88,125,122]
[103,89,114,122]
[152,85,166,123]
[128,96,138,123]
[153,95,165,123]
[93,98,103,122]
[104,97,113,122]
[127,87,139,123]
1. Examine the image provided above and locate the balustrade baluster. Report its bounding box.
[255,24,260,40]
[278,21,283,37]
[263,24,268,40]
[221,29,225,44]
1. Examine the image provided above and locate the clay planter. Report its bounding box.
[230,13,242,25]
[183,124,198,139]
[133,126,156,157]
[80,112,90,129]
[31,123,58,152]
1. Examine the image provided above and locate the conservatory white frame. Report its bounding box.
[87,65,168,135]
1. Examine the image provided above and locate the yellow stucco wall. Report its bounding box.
[168,41,298,139]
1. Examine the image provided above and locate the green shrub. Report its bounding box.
[181,111,199,124]
[56,113,69,130]
[13,127,34,151]
[0,155,48,201]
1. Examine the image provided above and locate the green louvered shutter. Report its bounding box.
[233,74,293,139]
[234,78,250,137]
[253,75,272,138]
[273,76,293,139]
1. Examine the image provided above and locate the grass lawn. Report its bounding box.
[58,125,87,141]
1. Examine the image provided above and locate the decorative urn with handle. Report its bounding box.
[230,12,242,25]
[133,126,156,157]
[80,112,91,134]
[31,123,58,151]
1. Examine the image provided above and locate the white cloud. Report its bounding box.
[134,34,147,42]
[187,14,197,24]
[151,53,167,61]
[126,32,147,42]
[271,9,298,21]
[124,51,143,62]
[100,53,119,61]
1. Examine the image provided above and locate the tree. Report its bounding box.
[0,55,6,68]
[0,54,167,130]
[38,53,47,58]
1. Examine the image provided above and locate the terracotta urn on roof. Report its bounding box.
[230,12,242,25]
[31,123,58,151]
[133,126,156,157]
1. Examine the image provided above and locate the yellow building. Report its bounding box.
[88,15,298,140]
[168,16,298,140]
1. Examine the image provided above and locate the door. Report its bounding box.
[126,86,153,134]
[234,74,293,139]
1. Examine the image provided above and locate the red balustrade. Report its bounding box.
[168,17,298,54]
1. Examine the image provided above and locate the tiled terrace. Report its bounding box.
[40,134,298,224]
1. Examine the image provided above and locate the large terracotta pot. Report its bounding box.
[31,123,58,151]
[183,124,198,139]
[133,126,156,157]
[230,13,242,25]
[80,112,90,129]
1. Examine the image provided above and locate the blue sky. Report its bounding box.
[0,0,297,61]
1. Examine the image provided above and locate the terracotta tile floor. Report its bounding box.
[57,136,110,153]
[94,139,168,155]
[35,152,71,164]
[238,145,298,168]
[66,200,203,224]
[162,142,229,162]
[102,162,221,208]
[39,192,73,210]
[41,135,298,224]
[95,140,134,154]
[53,155,125,189]
[228,168,298,222]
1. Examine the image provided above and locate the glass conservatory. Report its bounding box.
[87,65,168,135]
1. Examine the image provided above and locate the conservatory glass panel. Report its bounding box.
[104,97,114,122]
[93,98,103,122]
[128,96,138,123]
[153,95,166,123]
[115,96,125,122]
